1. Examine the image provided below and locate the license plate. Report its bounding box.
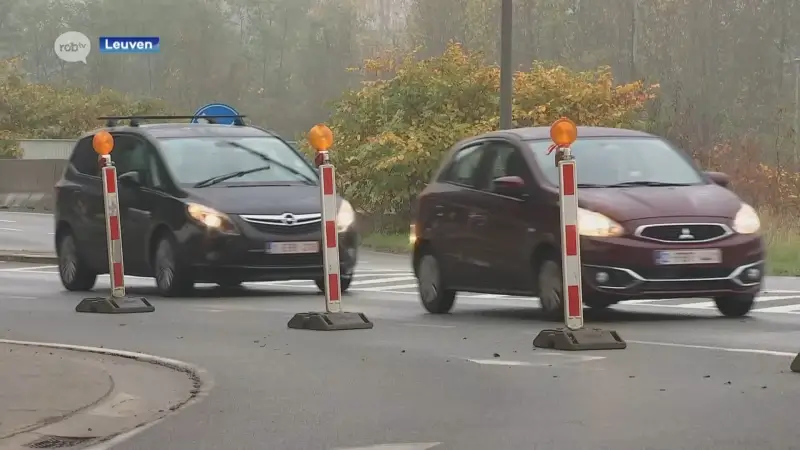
[654,249,721,265]
[266,241,319,254]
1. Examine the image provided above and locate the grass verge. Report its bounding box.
[360,211,800,276]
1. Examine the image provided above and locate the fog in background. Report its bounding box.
[2,0,799,162]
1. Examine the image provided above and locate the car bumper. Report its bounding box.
[175,221,359,283]
[580,232,765,300]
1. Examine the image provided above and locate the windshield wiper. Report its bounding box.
[606,181,695,187]
[221,140,316,185]
[193,165,272,188]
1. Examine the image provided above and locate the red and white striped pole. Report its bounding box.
[533,118,625,350]
[550,118,582,329]
[100,155,125,298]
[558,157,582,329]
[310,124,342,313]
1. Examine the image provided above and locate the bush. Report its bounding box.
[315,42,658,231]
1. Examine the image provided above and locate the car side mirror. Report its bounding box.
[118,170,142,186]
[492,175,526,197]
[705,171,730,187]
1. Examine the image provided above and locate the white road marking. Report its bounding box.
[399,323,456,329]
[0,227,21,231]
[333,444,441,450]
[628,340,797,357]
[0,219,15,223]
[352,276,417,286]
[467,359,536,366]
[745,304,800,314]
[0,265,59,272]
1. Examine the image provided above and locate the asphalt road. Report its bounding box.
[3,211,800,449]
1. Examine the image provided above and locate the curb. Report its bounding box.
[0,253,58,264]
[0,339,214,450]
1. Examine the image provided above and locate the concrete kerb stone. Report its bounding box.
[0,252,58,264]
[0,339,214,450]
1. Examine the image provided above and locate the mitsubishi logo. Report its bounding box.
[678,228,695,240]
[280,213,297,225]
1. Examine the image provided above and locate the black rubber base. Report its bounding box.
[75,296,155,314]
[791,353,800,372]
[287,311,373,331]
[533,327,626,351]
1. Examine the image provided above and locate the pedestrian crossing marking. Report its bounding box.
[4,266,800,315]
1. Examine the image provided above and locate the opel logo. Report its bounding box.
[678,228,694,240]
[281,213,297,225]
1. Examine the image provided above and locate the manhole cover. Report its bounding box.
[25,436,95,448]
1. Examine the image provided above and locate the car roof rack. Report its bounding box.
[98,115,248,127]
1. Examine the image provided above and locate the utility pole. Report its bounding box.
[794,57,800,164]
[499,0,513,129]
[630,0,639,81]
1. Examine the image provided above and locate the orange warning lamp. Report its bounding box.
[308,124,333,152]
[92,130,114,155]
[550,117,578,147]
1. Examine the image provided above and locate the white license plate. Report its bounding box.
[266,241,319,254]
[654,249,721,265]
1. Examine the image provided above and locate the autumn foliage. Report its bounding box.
[314,43,658,227]
[0,57,170,157]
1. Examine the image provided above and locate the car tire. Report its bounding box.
[714,294,756,317]
[57,232,97,291]
[314,276,352,293]
[153,234,194,297]
[537,257,564,319]
[417,253,456,314]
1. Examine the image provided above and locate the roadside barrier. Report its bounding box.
[74,130,154,314]
[532,118,626,351]
[287,124,373,331]
[0,159,68,212]
[791,354,800,372]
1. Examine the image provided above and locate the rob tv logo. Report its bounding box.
[99,36,160,54]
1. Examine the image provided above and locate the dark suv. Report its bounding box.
[411,127,764,317]
[55,119,359,297]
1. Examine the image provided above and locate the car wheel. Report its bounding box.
[314,276,352,293]
[417,253,456,314]
[714,294,756,317]
[153,235,194,297]
[537,258,564,318]
[57,232,97,291]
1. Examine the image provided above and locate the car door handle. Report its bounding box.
[434,204,444,217]
[468,213,486,226]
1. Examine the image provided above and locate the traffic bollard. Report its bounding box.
[532,118,625,350]
[287,124,373,331]
[75,130,154,314]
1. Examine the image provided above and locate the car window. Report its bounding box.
[440,144,485,188]
[157,136,317,185]
[111,134,155,187]
[69,137,99,177]
[527,137,706,187]
[485,142,531,181]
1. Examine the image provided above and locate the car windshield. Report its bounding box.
[527,137,706,187]
[158,136,317,185]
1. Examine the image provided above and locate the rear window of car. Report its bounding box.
[527,137,706,187]
[157,136,317,185]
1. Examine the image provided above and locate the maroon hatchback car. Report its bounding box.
[410,127,764,317]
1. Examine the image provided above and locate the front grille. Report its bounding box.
[248,221,321,235]
[634,266,732,280]
[636,224,730,243]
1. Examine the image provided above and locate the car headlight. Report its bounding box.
[577,207,625,237]
[187,203,238,234]
[733,203,760,234]
[336,199,356,232]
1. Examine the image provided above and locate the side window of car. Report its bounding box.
[440,144,485,188]
[111,134,155,188]
[484,141,533,192]
[69,137,100,177]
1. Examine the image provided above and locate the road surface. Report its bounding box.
[2,211,800,449]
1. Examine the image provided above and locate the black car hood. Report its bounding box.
[184,184,331,215]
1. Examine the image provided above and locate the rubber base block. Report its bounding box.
[533,327,626,351]
[75,296,155,314]
[287,311,373,331]
[791,353,800,373]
